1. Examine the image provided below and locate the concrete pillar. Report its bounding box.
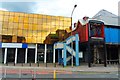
[4,48,7,64]
[35,44,37,63]
[44,44,47,63]
[25,48,28,63]
[14,48,18,64]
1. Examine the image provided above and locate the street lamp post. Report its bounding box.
[71,4,77,68]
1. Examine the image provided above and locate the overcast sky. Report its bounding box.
[0,0,119,22]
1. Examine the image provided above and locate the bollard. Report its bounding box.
[34,69,36,79]
[37,62,39,67]
[4,68,6,79]
[32,78,36,80]
[19,69,21,79]
[53,70,56,79]
[63,64,64,68]
[54,63,56,67]
[21,63,23,66]
[32,69,36,80]
[107,61,109,64]
[29,62,31,67]
[45,63,47,67]
[6,62,8,66]
[14,62,15,66]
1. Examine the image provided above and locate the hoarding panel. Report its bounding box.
[105,27,119,44]
[110,28,118,43]
[104,27,111,43]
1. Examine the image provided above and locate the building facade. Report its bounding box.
[0,10,71,64]
[0,10,119,66]
[93,9,120,65]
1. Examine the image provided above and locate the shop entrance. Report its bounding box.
[27,49,35,63]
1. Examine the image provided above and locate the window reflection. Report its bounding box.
[3,22,8,29]
[7,29,12,35]
[0,11,3,15]
[4,16,9,21]
[18,30,22,36]
[24,17,28,23]
[13,16,19,22]
[0,15,3,21]
[23,23,28,29]
[2,29,8,35]
[4,11,9,15]
[9,16,14,22]
[10,12,14,16]
[19,17,24,23]
[32,37,37,43]
[27,30,32,37]
[22,30,28,37]
[0,22,2,35]
[12,29,17,35]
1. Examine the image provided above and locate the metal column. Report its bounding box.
[25,48,28,63]
[103,39,107,67]
[44,44,47,63]
[63,43,67,66]
[88,23,91,67]
[53,48,55,63]
[35,44,37,63]
[75,34,79,66]
[4,48,7,64]
[88,41,91,67]
[15,48,18,64]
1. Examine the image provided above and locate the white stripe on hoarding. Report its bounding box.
[2,43,22,48]
[28,44,36,48]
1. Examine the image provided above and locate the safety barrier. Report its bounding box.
[1,66,72,79]
[4,62,65,68]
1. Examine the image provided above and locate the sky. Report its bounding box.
[0,0,120,22]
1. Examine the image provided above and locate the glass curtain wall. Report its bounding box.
[0,10,71,44]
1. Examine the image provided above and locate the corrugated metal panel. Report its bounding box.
[93,9,118,26]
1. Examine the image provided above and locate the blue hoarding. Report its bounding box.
[105,27,119,44]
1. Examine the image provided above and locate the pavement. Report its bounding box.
[0,63,119,73]
[0,63,119,79]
